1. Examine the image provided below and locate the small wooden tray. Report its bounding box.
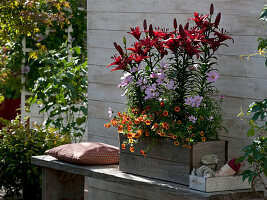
[189,175,251,192]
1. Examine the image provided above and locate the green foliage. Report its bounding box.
[0,0,87,99]
[28,44,88,141]
[0,116,70,199]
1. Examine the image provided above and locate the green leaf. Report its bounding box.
[259,9,267,22]
[252,112,261,121]
[247,127,255,137]
[76,117,86,126]
[80,106,88,115]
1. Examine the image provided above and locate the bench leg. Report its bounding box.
[42,167,84,200]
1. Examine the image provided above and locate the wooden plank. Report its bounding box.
[88,64,123,85]
[215,76,267,99]
[87,99,124,119]
[88,83,126,103]
[87,12,265,36]
[86,176,199,200]
[87,187,146,200]
[42,167,84,200]
[119,134,191,163]
[219,136,252,159]
[87,134,119,147]
[87,30,258,55]
[87,0,265,16]
[119,152,191,185]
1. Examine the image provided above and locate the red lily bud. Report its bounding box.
[143,19,147,30]
[210,3,214,15]
[179,24,185,37]
[173,18,177,30]
[114,42,124,55]
[184,22,189,30]
[215,12,221,28]
[149,24,154,37]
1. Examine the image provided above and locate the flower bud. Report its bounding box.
[143,19,147,30]
[114,42,124,55]
[179,24,185,37]
[123,36,126,45]
[149,24,154,37]
[210,3,214,15]
[184,22,189,30]
[215,12,221,28]
[173,18,177,30]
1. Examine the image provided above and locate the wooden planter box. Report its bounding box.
[119,134,228,185]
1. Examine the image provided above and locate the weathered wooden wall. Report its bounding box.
[86,0,267,159]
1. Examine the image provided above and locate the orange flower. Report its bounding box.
[138,117,143,122]
[134,118,140,124]
[157,130,162,135]
[186,145,192,149]
[112,120,118,126]
[160,132,166,137]
[145,119,151,125]
[129,138,134,143]
[160,102,165,107]
[201,137,206,142]
[174,141,179,146]
[163,111,168,116]
[188,125,193,130]
[118,112,122,117]
[118,125,123,133]
[172,135,177,139]
[127,126,132,131]
[135,130,142,138]
[162,122,168,128]
[105,123,111,128]
[200,131,204,136]
[127,132,134,139]
[185,138,189,141]
[167,133,173,138]
[145,131,150,137]
[174,106,180,112]
[130,146,135,152]
[121,144,125,150]
[125,117,130,121]
[177,120,182,125]
[140,150,146,157]
[128,121,133,126]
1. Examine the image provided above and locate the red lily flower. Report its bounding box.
[214,29,233,43]
[163,36,181,53]
[189,12,211,29]
[128,26,142,40]
[127,42,147,56]
[107,55,132,71]
[131,54,149,64]
[139,36,158,52]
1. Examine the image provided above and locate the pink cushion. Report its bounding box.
[45,142,119,165]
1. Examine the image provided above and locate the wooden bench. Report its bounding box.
[31,155,262,200]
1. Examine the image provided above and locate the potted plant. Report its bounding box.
[105,4,233,185]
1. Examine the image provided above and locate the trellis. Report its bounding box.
[21,25,73,124]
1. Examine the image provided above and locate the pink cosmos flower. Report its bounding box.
[188,115,197,123]
[206,71,219,82]
[167,80,177,90]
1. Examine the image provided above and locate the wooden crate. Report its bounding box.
[189,175,251,192]
[119,134,228,185]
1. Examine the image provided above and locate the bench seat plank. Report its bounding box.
[32,155,261,200]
